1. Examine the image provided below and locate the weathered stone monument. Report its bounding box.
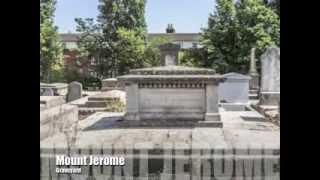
[118,43,224,127]
[259,47,280,105]
[219,72,250,103]
[159,43,180,66]
[249,48,260,90]
[219,72,250,111]
[40,83,68,96]
[67,81,82,102]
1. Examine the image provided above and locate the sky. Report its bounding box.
[54,0,215,33]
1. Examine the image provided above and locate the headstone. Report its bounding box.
[259,47,280,105]
[67,81,82,102]
[159,43,180,66]
[249,48,260,90]
[219,72,251,103]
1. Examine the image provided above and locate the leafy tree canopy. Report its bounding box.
[75,0,147,78]
[201,0,279,74]
[40,0,64,82]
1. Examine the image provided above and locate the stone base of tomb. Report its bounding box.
[124,113,141,121]
[140,112,204,121]
[110,119,223,128]
[197,121,223,128]
[205,113,221,121]
[259,92,280,105]
[122,112,222,128]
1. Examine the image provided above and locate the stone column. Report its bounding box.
[259,47,280,105]
[249,48,260,90]
[204,82,221,122]
[124,82,140,121]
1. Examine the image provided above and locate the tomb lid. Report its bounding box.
[118,65,225,83]
[223,72,251,80]
[129,65,216,75]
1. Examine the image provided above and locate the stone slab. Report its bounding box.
[41,111,279,150]
[240,111,266,122]
[221,103,247,111]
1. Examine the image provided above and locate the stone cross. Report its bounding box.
[67,81,83,102]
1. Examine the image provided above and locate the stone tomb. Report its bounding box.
[219,72,251,103]
[101,78,125,91]
[219,72,251,111]
[40,83,68,96]
[118,66,224,127]
[158,43,180,66]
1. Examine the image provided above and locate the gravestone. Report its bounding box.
[259,47,280,105]
[249,48,260,90]
[219,72,251,103]
[159,43,180,66]
[67,81,82,102]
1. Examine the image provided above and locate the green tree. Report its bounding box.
[75,0,147,78]
[201,0,242,73]
[179,48,209,68]
[40,0,64,82]
[236,0,280,61]
[263,0,280,15]
[201,0,280,74]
